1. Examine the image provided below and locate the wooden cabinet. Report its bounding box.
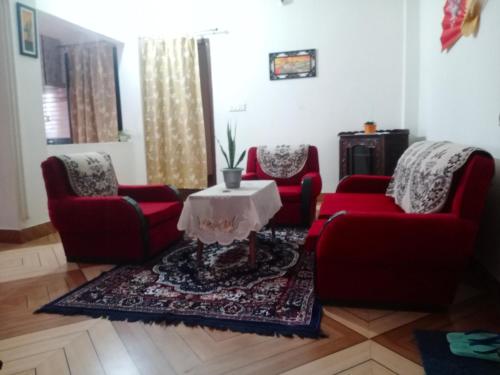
[338,129,409,179]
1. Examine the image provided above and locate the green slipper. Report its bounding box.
[449,341,500,363]
[447,330,500,345]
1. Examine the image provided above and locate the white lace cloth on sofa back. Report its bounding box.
[256,144,309,179]
[386,141,481,214]
[56,152,119,196]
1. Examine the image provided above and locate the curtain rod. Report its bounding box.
[192,28,229,37]
[56,40,116,48]
[140,28,229,40]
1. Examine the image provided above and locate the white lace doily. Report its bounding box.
[256,145,309,178]
[177,181,282,245]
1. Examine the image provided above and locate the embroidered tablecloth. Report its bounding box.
[177,180,282,245]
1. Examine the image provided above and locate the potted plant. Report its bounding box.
[217,123,246,189]
[364,121,377,134]
[118,130,131,142]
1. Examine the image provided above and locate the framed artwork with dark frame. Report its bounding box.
[269,49,316,80]
[16,2,38,58]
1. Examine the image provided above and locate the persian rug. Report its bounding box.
[37,228,322,338]
[414,330,500,375]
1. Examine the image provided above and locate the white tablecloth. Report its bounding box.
[177,180,282,245]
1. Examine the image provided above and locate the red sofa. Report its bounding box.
[41,157,183,263]
[242,146,322,226]
[306,153,494,307]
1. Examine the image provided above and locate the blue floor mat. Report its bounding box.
[414,330,500,375]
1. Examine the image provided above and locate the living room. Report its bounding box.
[0,0,499,373]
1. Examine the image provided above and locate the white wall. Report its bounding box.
[124,0,406,191]
[7,0,48,229]
[418,0,500,280]
[1,0,407,231]
[418,0,500,151]
[203,0,406,191]
[402,0,421,140]
[3,0,409,226]
[0,0,25,229]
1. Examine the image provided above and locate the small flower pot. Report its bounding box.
[222,168,243,189]
[364,122,377,134]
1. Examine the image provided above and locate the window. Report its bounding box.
[39,12,122,145]
[42,85,71,144]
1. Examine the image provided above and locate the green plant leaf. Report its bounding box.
[227,123,235,168]
[217,138,230,167]
[234,149,246,168]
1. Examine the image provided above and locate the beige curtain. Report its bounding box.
[66,41,118,143]
[140,37,208,189]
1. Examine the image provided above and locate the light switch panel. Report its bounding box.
[229,104,247,112]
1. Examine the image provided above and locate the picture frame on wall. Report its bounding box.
[16,2,38,58]
[269,49,316,80]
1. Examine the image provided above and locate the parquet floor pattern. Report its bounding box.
[1,235,499,374]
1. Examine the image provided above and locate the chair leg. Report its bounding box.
[197,239,204,266]
[249,231,257,268]
[270,218,276,240]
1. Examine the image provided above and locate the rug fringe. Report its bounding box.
[35,301,324,339]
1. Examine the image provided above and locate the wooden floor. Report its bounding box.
[1,235,499,374]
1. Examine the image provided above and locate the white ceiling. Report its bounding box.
[38,11,122,47]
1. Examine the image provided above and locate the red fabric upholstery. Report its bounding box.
[273,203,303,226]
[305,219,326,252]
[309,153,494,307]
[138,202,183,226]
[278,186,302,203]
[243,146,322,225]
[336,175,392,194]
[119,185,180,202]
[41,156,183,263]
[319,193,403,218]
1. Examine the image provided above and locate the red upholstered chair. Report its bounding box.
[242,146,322,226]
[307,153,494,307]
[41,156,183,264]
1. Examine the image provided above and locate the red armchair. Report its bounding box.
[41,156,183,264]
[242,146,322,226]
[306,153,494,307]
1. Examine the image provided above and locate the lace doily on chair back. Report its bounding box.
[257,144,309,179]
[386,141,482,213]
[56,152,119,196]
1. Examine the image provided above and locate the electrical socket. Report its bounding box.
[229,104,247,112]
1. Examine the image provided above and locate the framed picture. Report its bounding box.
[16,2,38,58]
[269,49,316,80]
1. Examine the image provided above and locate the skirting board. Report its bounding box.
[0,222,55,243]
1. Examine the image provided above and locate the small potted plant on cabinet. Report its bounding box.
[364,121,377,134]
[217,123,246,189]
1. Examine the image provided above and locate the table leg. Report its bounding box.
[249,231,256,268]
[197,239,204,266]
[270,219,276,240]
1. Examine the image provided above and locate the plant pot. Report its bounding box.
[364,122,377,134]
[222,168,243,189]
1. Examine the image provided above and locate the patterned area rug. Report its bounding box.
[37,228,322,338]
